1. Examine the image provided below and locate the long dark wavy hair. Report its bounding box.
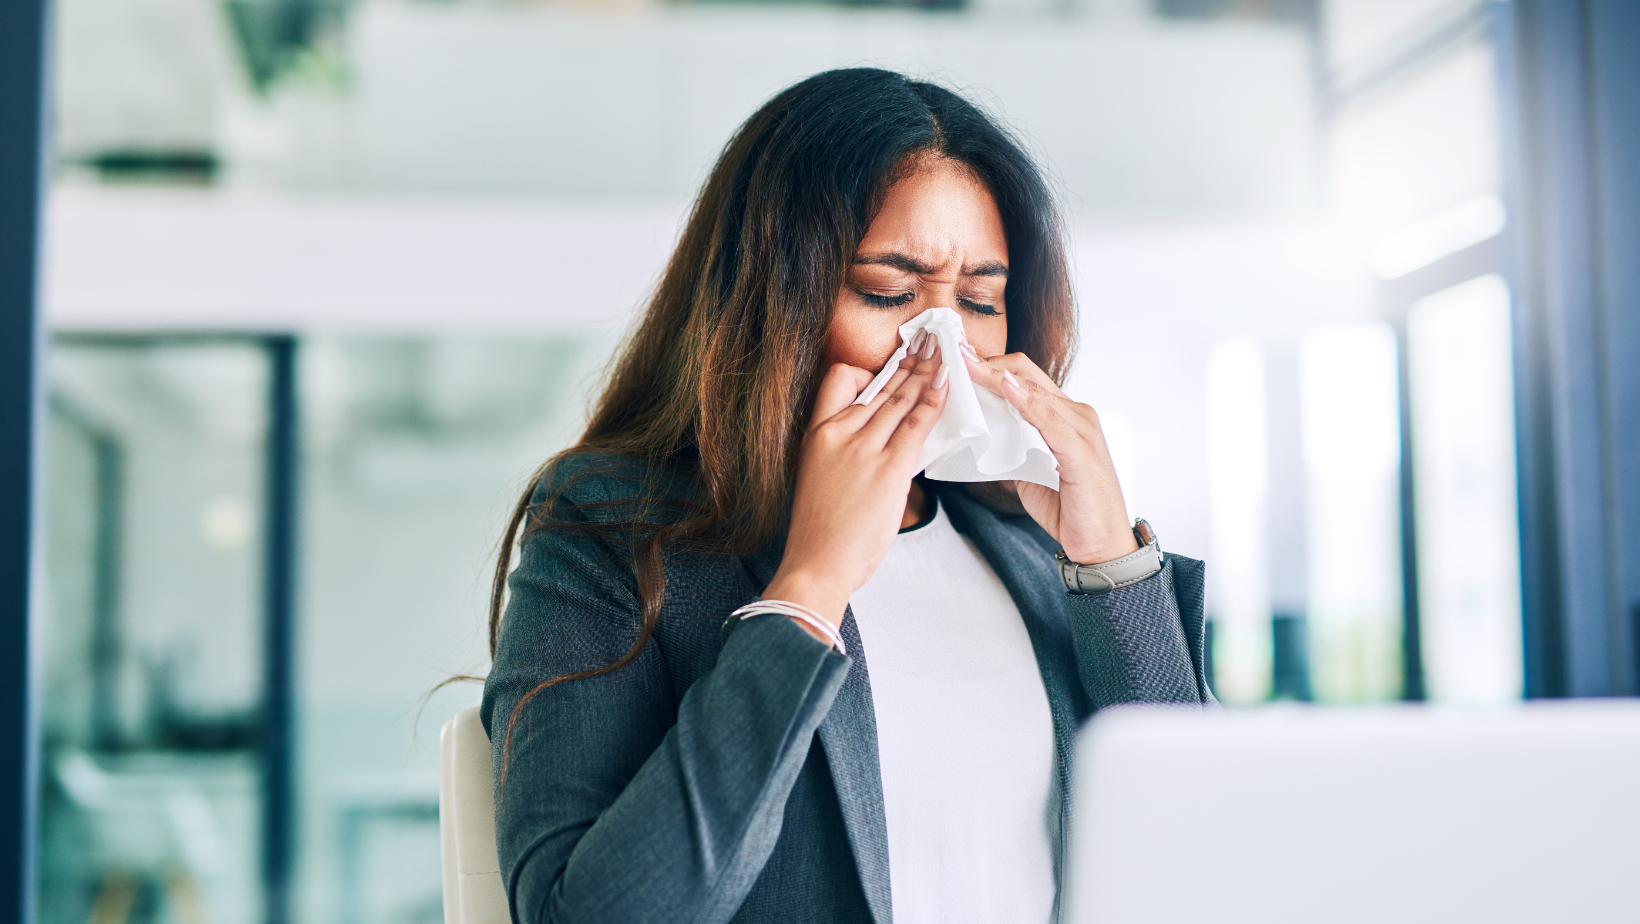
[489,67,1076,780]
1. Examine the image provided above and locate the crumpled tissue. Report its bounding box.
[852,306,1059,490]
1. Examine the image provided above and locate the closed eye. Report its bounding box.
[959,297,1001,317]
[858,290,915,309]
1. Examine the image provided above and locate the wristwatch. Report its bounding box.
[1056,519,1163,595]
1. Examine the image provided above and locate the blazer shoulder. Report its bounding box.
[530,451,703,526]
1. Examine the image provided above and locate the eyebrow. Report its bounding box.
[854,253,1009,278]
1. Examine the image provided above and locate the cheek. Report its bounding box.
[824,305,906,371]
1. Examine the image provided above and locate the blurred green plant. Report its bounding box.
[222,0,350,94]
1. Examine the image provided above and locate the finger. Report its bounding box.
[810,363,876,429]
[993,352,1060,389]
[860,342,944,445]
[884,355,951,459]
[862,366,915,414]
[965,351,1066,400]
[858,333,936,413]
[969,354,1093,454]
[825,353,916,434]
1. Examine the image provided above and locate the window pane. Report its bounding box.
[1407,274,1524,704]
[1207,338,1271,704]
[296,335,606,924]
[1301,324,1404,703]
[41,340,269,924]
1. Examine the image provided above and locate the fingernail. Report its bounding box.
[910,330,925,354]
[1002,369,1021,390]
[960,340,980,362]
[934,363,949,390]
[920,332,937,360]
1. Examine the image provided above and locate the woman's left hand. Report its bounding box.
[965,352,1138,565]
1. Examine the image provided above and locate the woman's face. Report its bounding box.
[825,156,1010,372]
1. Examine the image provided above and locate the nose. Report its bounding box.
[921,278,959,304]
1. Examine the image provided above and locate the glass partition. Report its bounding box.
[1407,275,1523,704]
[295,334,606,924]
[40,333,608,924]
[41,338,270,924]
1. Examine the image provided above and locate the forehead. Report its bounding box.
[857,158,1008,265]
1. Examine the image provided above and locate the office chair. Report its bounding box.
[439,707,510,924]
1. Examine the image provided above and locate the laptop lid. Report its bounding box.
[1065,702,1640,924]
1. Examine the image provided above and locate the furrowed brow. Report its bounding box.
[854,252,938,275]
[963,261,1009,278]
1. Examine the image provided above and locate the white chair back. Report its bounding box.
[439,707,511,924]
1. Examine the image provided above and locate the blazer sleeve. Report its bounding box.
[482,496,850,924]
[1062,553,1215,708]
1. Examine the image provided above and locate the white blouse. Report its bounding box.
[847,497,1058,924]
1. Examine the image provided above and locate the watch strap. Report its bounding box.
[1057,519,1163,595]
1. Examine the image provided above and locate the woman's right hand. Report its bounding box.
[762,339,950,633]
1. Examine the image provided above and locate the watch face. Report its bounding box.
[1134,518,1156,547]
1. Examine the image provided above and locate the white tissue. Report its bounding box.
[852,307,1060,490]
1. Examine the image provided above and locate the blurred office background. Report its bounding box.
[24,0,1637,922]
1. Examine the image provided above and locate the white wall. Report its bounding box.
[43,187,682,335]
[346,3,1317,218]
[49,0,1320,218]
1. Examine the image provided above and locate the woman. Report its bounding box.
[482,68,1213,924]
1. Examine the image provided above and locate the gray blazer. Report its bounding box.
[482,455,1213,924]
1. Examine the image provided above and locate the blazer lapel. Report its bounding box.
[742,540,894,924]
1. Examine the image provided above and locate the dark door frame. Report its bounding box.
[1,0,50,920]
[1499,0,1640,698]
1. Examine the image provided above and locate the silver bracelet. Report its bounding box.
[728,599,847,655]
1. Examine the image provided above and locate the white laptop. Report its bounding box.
[1065,701,1640,924]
